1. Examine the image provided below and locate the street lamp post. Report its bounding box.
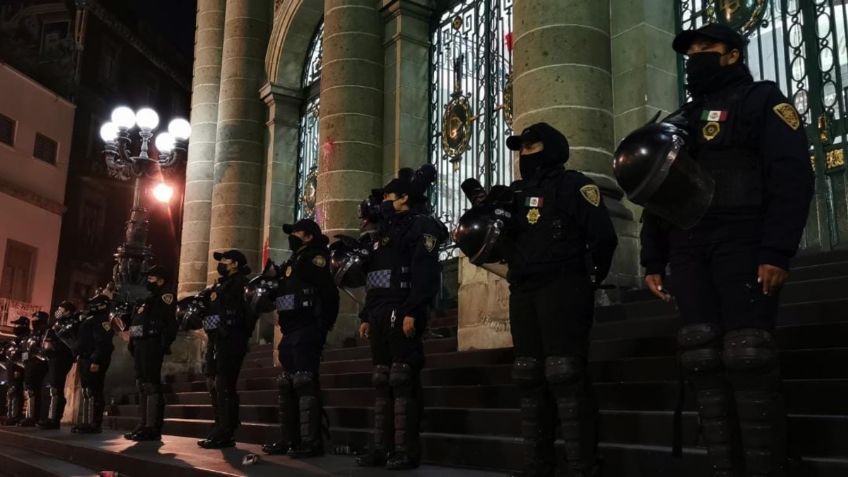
[100,106,191,303]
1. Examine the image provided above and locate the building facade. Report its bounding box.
[180,0,848,349]
[0,62,74,323]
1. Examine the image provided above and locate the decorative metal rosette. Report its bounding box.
[441,93,473,161]
[301,165,318,219]
[712,0,768,37]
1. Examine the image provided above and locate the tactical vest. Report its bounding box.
[365,217,415,295]
[275,252,319,317]
[509,171,581,278]
[687,82,766,212]
[204,275,248,334]
[129,296,162,339]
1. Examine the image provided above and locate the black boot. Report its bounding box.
[545,357,599,476]
[73,387,98,433]
[18,389,37,427]
[5,387,23,426]
[263,373,298,455]
[124,381,147,439]
[38,386,64,429]
[724,329,787,477]
[356,365,392,467]
[132,386,163,441]
[385,363,420,470]
[199,387,236,449]
[511,357,555,477]
[288,372,323,458]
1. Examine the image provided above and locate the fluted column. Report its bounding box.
[207,0,272,281]
[316,0,384,239]
[178,0,226,298]
[513,0,638,288]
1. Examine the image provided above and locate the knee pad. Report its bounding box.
[82,387,94,399]
[292,371,317,394]
[389,362,414,393]
[723,329,778,372]
[544,356,584,386]
[48,386,61,398]
[276,372,292,392]
[678,323,724,374]
[372,364,390,391]
[512,357,544,390]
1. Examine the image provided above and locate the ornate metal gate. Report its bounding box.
[676,0,848,251]
[429,0,514,257]
[295,22,323,220]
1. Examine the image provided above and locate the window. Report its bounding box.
[430,0,514,256]
[0,113,14,146]
[33,133,58,164]
[0,240,37,303]
[295,22,324,220]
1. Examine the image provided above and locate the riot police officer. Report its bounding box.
[38,301,78,429]
[3,317,30,425]
[124,266,178,441]
[629,24,814,477]
[260,219,339,457]
[19,311,49,427]
[197,249,253,449]
[497,123,618,477]
[71,290,115,434]
[355,165,447,470]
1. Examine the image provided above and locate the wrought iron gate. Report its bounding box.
[295,22,323,220]
[676,0,848,251]
[429,0,514,257]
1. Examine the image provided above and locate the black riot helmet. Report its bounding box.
[613,122,715,229]
[453,204,514,265]
[328,235,369,288]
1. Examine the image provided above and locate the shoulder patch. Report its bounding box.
[101,321,111,332]
[423,234,438,253]
[162,293,174,305]
[579,184,601,207]
[773,103,800,130]
[312,255,326,268]
[210,291,218,302]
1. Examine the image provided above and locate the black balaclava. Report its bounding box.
[686,52,752,96]
[514,122,570,179]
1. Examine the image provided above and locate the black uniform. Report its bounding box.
[262,235,340,457]
[3,321,29,425]
[199,268,252,446]
[74,295,114,433]
[504,123,618,477]
[126,287,177,439]
[38,312,77,429]
[640,26,814,477]
[356,206,448,469]
[19,316,49,427]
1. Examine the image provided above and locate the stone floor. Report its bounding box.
[0,427,508,476]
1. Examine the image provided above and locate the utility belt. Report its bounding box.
[365,268,411,291]
[275,287,317,312]
[128,324,161,339]
[202,314,240,331]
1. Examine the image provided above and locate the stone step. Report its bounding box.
[103,416,848,476]
[0,445,97,477]
[165,378,848,415]
[0,427,503,476]
[111,403,848,458]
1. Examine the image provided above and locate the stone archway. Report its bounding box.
[259,0,324,262]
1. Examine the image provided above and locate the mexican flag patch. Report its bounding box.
[700,110,728,122]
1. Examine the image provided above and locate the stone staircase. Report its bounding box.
[1,252,846,476]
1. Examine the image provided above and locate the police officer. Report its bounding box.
[124,266,178,441]
[501,123,618,477]
[3,317,30,425]
[197,249,253,449]
[72,290,115,433]
[19,312,49,427]
[638,24,814,477]
[355,165,447,470]
[38,301,78,429]
[261,219,339,457]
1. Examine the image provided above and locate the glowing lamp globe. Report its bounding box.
[99,122,119,142]
[136,108,160,130]
[111,107,136,129]
[155,132,175,153]
[167,118,192,140]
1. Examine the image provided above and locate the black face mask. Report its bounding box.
[519,151,545,179]
[686,51,726,95]
[288,235,304,252]
[380,200,396,219]
[217,262,230,277]
[13,325,28,337]
[145,281,160,293]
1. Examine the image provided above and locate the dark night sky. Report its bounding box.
[126,0,197,59]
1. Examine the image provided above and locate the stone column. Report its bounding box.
[207,0,272,281]
[380,0,433,183]
[318,0,384,346]
[178,0,226,298]
[512,0,639,290]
